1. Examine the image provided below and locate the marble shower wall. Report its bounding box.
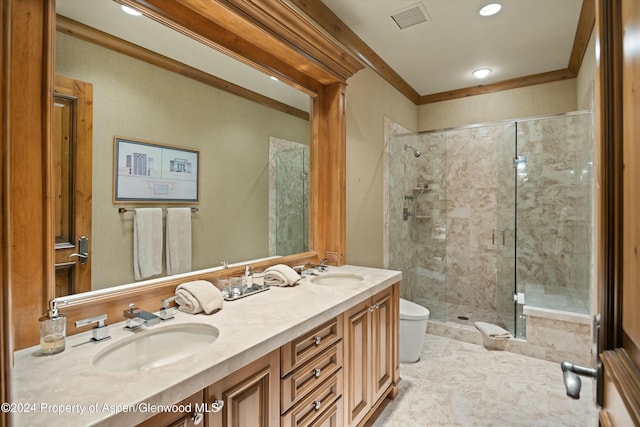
[443,124,509,316]
[268,137,309,256]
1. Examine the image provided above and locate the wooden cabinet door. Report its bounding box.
[206,350,280,427]
[343,299,371,427]
[371,289,393,404]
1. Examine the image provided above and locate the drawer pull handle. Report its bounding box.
[313,336,322,345]
[313,367,322,378]
[191,412,204,425]
[312,400,322,410]
[210,399,225,413]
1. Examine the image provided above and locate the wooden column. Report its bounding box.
[6,0,55,351]
[1,0,9,422]
[315,83,347,265]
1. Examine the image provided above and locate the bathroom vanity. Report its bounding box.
[11,265,400,426]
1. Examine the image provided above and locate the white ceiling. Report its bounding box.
[56,0,585,106]
[321,0,584,96]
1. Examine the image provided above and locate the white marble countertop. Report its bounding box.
[10,265,401,426]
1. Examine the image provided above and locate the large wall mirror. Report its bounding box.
[54,0,312,296]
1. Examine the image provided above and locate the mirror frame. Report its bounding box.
[3,0,363,356]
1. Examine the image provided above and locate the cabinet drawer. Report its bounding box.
[306,397,342,427]
[281,316,342,376]
[281,369,343,427]
[282,340,343,413]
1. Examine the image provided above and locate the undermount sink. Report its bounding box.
[309,272,365,287]
[92,323,219,372]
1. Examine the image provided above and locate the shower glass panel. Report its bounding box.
[274,147,308,255]
[495,124,517,336]
[515,113,592,314]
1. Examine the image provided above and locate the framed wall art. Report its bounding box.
[113,136,199,203]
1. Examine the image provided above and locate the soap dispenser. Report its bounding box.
[242,265,253,291]
[39,299,66,355]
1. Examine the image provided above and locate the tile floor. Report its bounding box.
[371,334,598,427]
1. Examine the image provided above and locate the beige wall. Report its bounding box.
[577,29,596,111]
[344,68,418,267]
[56,33,309,290]
[417,80,578,131]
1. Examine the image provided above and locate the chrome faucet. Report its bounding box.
[75,314,110,342]
[158,296,178,320]
[123,303,161,330]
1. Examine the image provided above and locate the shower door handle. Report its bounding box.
[492,228,505,247]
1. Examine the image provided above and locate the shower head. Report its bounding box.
[404,144,421,158]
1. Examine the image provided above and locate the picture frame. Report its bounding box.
[113,136,199,203]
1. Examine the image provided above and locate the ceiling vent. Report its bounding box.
[389,3,430,30]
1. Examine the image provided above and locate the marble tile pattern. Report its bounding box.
[268,137,309,256]
[11,265,400,426]
[372,334,598,427]
[388,113,593,330]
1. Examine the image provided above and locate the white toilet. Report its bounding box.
[399,298,430,363]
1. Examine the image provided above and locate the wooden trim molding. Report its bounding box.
[56,15,310,121]
[121,0,363,90]
[1,0,10,423]
[601,350,640,426]
[288,0,421,104]
[419,69,577,104]
[597,0,623,353]
[290,0,594,105]
[569,0,596,74]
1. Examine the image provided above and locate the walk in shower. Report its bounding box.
[388,112,592,338]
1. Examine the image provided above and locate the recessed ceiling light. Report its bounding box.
[472,68,492,79]
[270,76,279,81]
[479,3,502,17]
[121,5,142,16]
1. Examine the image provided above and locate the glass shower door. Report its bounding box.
[495,124,517,336]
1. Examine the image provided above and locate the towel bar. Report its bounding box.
[118,207,198,214]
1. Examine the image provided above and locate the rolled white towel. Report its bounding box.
[175,280,223,314]
[263,264,300,287]
[474,321,511,338]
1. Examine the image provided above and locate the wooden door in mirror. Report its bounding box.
[53,75,93,297]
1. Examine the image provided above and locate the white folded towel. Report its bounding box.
[474,321,511,338]
[175,280,223,314]
[166,208,192,275]
[263,264,300,287]
[133,208,163,281]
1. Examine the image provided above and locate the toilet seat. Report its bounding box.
[400,298,429,321]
